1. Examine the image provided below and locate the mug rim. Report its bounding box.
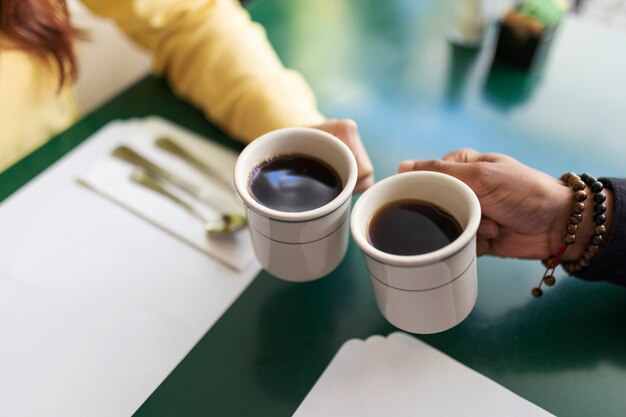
[350,171,481,266]
[234,127,358,221]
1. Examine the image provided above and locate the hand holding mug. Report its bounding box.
[312,119,374,192]
[398,149,614,262]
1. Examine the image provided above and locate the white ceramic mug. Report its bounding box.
[234,127,358,282]
[350,171,481,334]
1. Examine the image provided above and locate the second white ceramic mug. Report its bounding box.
[350,171,481,334]
[234,127,358,282]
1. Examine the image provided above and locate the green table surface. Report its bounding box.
[2,1,626,416]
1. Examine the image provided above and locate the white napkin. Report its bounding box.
[294,332,554,417]
[79,117,253,271]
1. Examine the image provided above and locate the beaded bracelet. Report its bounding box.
[532,172,587,297]
[563,174,607,273]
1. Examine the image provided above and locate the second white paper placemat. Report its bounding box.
[294,332,554,417]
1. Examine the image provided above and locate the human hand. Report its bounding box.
[398,149,582,260]
[312,119,374,192]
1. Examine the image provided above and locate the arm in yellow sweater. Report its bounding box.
[81,0,325,142]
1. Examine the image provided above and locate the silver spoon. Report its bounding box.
[129,168,246,237]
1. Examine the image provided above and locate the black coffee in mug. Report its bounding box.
[368,200,462,256]
[248,154,342,212]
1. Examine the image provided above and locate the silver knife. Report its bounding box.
[155,137,235,191]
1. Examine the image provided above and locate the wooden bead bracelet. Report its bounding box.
[563,174,607,274]
[532,172,607,297]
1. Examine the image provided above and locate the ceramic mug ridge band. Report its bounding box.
[247,212,350,245]
[366,256,476,292]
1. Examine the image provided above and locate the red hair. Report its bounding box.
[0,0,83,87]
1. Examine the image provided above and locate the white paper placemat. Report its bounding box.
[294,332,554,417]
[0,117,260,417]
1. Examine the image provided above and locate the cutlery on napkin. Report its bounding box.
[78,117,254,271]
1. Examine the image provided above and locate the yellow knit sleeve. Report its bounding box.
[80,0,325,142]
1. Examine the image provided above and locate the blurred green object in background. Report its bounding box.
[518,0,568,28]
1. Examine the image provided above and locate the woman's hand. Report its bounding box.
[312,119,374,192]
[398,149,602,260]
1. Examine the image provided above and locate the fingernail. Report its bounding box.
[398,160,413,172]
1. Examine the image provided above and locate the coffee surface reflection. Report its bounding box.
[249,154,342,213]
[368,200,462,256]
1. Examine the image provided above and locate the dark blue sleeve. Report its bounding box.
[573,178,626,285]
